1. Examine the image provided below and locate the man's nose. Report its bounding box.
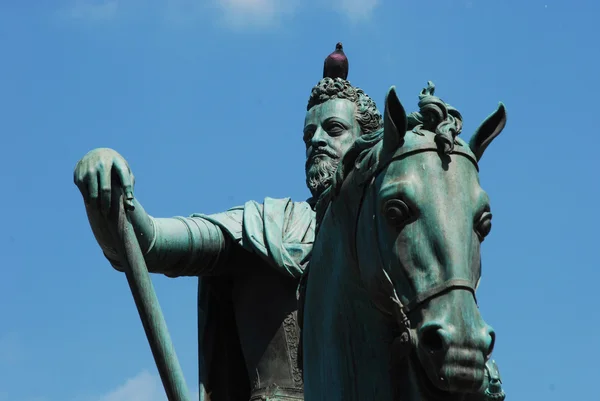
[310,127,328,148]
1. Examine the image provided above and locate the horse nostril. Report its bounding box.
[419,324,447,353]
[485,328,496,359]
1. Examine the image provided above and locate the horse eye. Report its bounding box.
[383,199,411,227]
[475,212,493,240]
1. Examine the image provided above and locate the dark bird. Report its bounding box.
[323,42,349,80]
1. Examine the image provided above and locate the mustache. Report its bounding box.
[308,148,338,160]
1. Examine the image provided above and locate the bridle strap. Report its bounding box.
[357,142,479,189]
[404,279,477,314]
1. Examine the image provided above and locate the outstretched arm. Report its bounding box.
[75,149,314,279]
[75,148,236,278]
[88,198,233,277]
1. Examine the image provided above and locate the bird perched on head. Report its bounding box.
[323,42,349,80]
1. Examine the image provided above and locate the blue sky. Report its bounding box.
[0,0,598,400]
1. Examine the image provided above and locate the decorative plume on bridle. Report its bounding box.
[407,81,463,154]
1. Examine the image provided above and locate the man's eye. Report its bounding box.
[327,123,345,133]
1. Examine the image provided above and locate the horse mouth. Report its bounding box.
[410,353,470,401]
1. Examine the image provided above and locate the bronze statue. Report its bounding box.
[74,47,506,400]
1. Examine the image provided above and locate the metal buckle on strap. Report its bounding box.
[391,295,412,361]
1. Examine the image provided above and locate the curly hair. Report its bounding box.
[307,77,383,135]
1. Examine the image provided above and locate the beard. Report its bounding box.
[305,155,340,198]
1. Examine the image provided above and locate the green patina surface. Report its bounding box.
[74,72,506,401]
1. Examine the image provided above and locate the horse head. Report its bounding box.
[354,86,507,396]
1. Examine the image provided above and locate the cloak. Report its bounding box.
[193,197,315,401]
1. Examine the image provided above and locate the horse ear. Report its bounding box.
[382,86,408,157]
[469,103,507,161]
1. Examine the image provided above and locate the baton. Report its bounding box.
[110,191,192,401]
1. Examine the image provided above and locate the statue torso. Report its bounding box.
[199,197,314,401]
[232,263,304,400]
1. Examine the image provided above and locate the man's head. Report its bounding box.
[304,77,383,198]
